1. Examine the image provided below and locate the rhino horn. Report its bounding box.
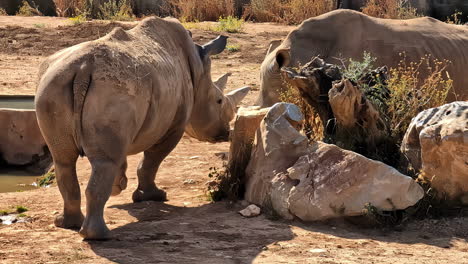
[214,73,232,91]
[226,86,250,105]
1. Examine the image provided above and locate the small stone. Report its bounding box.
[309,249,327,254]
[183,179,196,185]
[214,152,228,160]
[239,204,261,217]
[188,156,200,159]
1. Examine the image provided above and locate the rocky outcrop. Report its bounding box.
[228,106,270,197]
[244,102,424,221]
[0,109,52,173]
[401,101,468,203]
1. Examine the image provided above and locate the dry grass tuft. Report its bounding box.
[17,0,42,16]
[362,0,420,19]
[386,53,452,138]
[170,0,235,21]
[244,0,336,24]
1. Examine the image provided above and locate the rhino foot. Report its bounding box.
[132,187,167,203]
[79,219,112,240]
[54,213,84,230]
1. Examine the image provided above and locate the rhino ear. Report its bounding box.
[214,73,231,91]
[226,86,250,105]
[266,39,282,55]
[187,30,193,38]
[201,35,228,58]
[275,48,291,69]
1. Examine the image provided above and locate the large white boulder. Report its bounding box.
[287,142,424,221]
[244,102,424,221]
[401,101,468,202]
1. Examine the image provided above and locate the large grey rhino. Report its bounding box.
[258,9,468,107]
[35,17,249,240]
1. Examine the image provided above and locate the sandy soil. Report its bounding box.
[1,16,468,264]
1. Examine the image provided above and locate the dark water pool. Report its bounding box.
[0,95,35,109]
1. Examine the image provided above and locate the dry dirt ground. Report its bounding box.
[1,16,468,264]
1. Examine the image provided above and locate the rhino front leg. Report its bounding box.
[132,129,185,203]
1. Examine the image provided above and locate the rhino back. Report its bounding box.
[37,17,196,155]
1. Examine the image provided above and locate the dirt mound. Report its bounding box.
[0,22,136,57]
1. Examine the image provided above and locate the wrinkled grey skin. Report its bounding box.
[35,17,249,240]
[258,9,468,107]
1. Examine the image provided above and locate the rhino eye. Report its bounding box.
[217,99,222,104]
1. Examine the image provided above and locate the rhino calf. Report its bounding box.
[35,17,249,240]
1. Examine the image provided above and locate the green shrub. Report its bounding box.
[16,206,28,214]
[226,44,240,52]
[342,52,377,82]
[0,8,7,15]
[214,16,244,33]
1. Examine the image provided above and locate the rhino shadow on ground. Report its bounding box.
[87,201,294,263]
[296,215,468,249]
[87,199,468,263]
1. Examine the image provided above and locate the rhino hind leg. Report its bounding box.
[53,157,84,230]
[35,93,84,230]
[79,158,125,240]
[132,128,185,203]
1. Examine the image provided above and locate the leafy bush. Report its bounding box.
[342,52,377,82]
[170,0,235,22]
[0,8,7,15]
[244,0,336,24]
[279,52,452,167]
[99,0,134,21]
[362,0,420,19]
[214,16,244,33]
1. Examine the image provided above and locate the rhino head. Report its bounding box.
[185,35,250,142]
[257,41,291,107]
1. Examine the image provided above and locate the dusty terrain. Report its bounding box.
[1,16,468,264]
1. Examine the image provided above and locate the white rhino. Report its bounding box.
[258,9,468,106]
[35,17,249,240]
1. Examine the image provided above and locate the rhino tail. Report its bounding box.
[72,59,94,157]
